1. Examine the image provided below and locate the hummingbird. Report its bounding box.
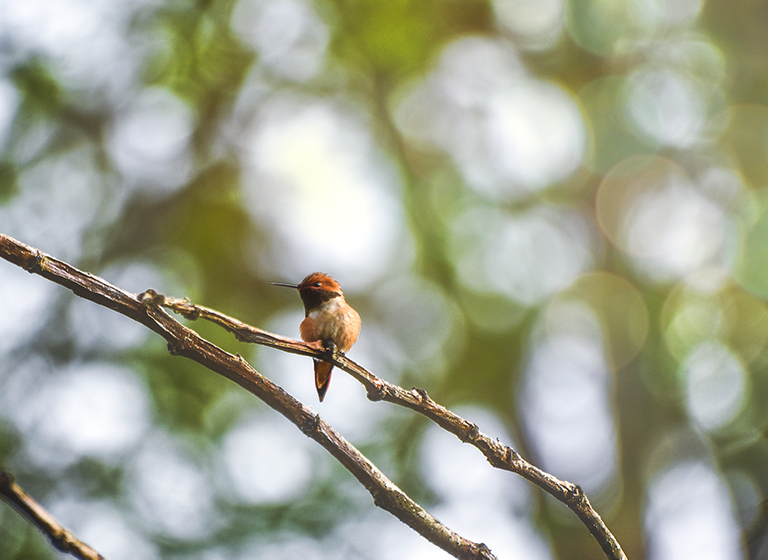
[271,273,361,401]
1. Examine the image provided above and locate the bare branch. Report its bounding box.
[0,471,105,560]
[0,233,627,560]
[0,234,494,560]
[156,298,626,559]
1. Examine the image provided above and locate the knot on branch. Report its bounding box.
[565,483,586,506]
[234,331,250,342]
[173,299,200,320]
[459,541,495,560]
[300,413,321,436]
[29,253,46,274]
[167,341,183,356]
[477,542,495,559]
[139,289,164,307]
[366,382,388,402]
[503,445,521,466]
[0,470,14,488]
[51,531,76,553]
[370,488,384,508]
[459,422,480,443]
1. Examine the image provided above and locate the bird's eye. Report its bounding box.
[313,282,322,287]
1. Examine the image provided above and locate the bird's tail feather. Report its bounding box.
[314,360,333,402]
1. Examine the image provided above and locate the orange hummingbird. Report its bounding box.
[272,273,361,401]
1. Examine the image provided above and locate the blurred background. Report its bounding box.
[0,0,766,558]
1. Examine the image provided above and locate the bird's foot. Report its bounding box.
[324,340,339,358]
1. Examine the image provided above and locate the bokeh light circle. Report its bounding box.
[546,271,649,369]
[596,155,729,281]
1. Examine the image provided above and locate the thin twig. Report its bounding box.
[0,234,495,560]
[0,471,105,560]
[157,295,626,560]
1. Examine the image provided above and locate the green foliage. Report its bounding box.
[2,0,768,559]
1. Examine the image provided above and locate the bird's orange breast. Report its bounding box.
[299,298,360,352]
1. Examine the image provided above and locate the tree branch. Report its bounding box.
[0,471,105,560]
[0,234,494,560]
[156,298,626,560]
[0,233,626,560]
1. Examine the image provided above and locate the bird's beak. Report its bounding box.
[270,282,298,289]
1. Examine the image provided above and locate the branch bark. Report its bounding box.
[0,233,626,560]
[0,234,494,560]
[0,471,105,560]
[157,296,626,560]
